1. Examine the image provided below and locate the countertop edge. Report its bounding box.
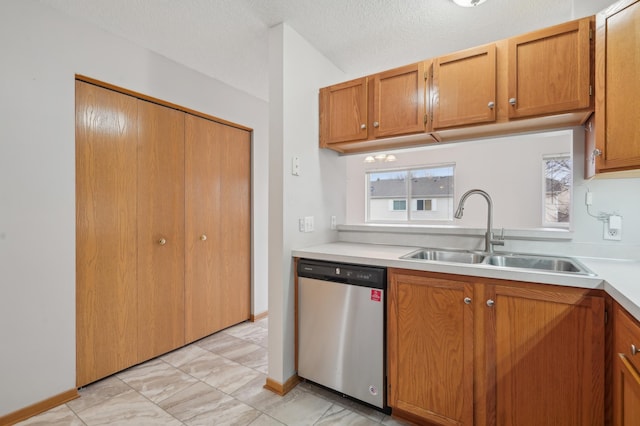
[292,242,640,322]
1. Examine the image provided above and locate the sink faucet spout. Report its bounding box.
[454,189,504,253]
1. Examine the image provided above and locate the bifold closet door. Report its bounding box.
[184,115,250,343]
[76,81,138,387]
[137,100,185,360]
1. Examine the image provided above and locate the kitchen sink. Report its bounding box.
[401,248,486,264]
[483,254,594,275]
[401,248,595,276]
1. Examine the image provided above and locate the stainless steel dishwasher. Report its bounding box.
[297,258,388,411]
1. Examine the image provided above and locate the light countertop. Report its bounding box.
[292,241,640,322]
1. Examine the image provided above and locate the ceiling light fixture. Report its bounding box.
[452,0,487,7]
[363,153,397,163]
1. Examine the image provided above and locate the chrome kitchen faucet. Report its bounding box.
[454,189,504,253]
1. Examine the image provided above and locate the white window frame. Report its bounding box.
[366,163,455,223]
[542,153,572,229]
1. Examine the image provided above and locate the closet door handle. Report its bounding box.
[158,238,167,246]
[200,234,208,241]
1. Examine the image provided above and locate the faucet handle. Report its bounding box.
[499,227,505,240]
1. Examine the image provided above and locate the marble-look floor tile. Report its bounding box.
[224,323,268,348]
[161,344,213,369]
[259,387,333,426]
[230,374,281,410]
[201,356,263,394]
[381,415,415,425]
[247,413,285,426]
[15,404,84,426]
[117,358,198,403]
[75,388,182,426]
[185,397,260,426]
[315,404,381,425]
[68,375,132,413]
[231,346,268,374]
[197,332,249,356]
[159,381,243,423]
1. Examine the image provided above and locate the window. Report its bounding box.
[391,200,407,211]
[414,199,435,211]
[543,154,571,227]
[367,165,454,222]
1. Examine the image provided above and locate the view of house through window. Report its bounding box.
[543,154,572,227]
[367,165,455,222]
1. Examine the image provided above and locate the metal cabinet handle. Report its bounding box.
[360,124,366,130]
[486,299,495,307]
[200,234,207,241]
[373,121,380,128]
[632,344,638,356]
[158,238,167,246]
[508,98,517,106]
[464,297,472,305]
[488,101,495,109]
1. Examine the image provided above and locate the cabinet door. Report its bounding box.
[595,0,640,173]
[388,270,474,425]
[184,115,250,343]
[372,62,427,138]
[137,100,185,361]
[319,77,368,145]
[613,303,640,425]
[486,284,604,426]
[508,18,592,119]
[433,44,496,129]
[76,81,138,387]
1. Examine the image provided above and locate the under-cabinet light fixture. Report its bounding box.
[452,0,487,7]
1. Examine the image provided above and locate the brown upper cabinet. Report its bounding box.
[432,44,497,129]
[320,62,437,154]
[319,77,368,145]
[508,18,593,119]
[594,0,640,174]
[371,62,428,138]
[320,17,594,153]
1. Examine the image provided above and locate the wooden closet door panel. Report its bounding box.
[137,100,185,360]
[218,125,251,326]
[185,117,250,342]
[75,81,138,386]
[184,115,223,342]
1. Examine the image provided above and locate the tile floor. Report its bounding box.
[17,318,410,425]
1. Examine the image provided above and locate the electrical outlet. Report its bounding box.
[603,217,622,241]
[330,215,337,230]
[299,218,305,232]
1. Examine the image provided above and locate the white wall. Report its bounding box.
[267,24,346,384]
[347,131,573,228]
[0,0,269,416]
[344,129,640,260]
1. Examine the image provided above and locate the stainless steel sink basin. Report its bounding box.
[401,248,486,264]
[401,248,595,276]
[483,254,595,275]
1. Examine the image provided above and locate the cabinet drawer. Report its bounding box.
[615,305,640,373]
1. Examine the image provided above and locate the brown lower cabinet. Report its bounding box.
[76,79,251,387]
[388,268,605,426]
[613,302,640,426]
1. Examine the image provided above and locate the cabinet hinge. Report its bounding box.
[424,70,428,80]
[589,28,593,40]
[589,85,593,96]
[605,309,608,324]
[424,113,428,124]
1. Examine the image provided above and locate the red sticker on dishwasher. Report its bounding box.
[371,289,382,302]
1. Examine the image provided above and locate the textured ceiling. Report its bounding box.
[39,0,612,101]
